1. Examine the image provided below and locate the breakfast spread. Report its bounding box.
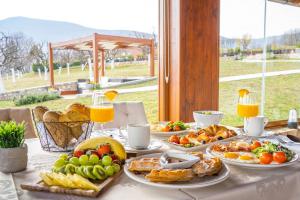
[210,140,296,165]
[168,125,237,148]
[127,152,223,183]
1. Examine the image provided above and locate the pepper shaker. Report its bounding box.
[288,109,298,129]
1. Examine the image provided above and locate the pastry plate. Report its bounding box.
[206,141,299,169]
[124,153,230,189]
[125,140,162,154]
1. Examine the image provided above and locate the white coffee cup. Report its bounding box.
[245,116,268,136]
[127,124,150,149]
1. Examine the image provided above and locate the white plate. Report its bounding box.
[124,153,230,189]
[151,129,190,137]
[125,140,162,154]
[162,135,239,152]
[206,141,299,169]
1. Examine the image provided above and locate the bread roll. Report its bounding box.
[43,111,73,148]
[59,110,89,140]
[65,103,90,120]
[63,110,90,122]
[32,106,49,121]
[69,124,84,139]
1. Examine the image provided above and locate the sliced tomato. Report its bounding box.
[179,137,190,145]
[173,125,181,131]
[250,141,261,150]
[259,152,273,164]
[273,151,287,163]
[163,126,172,132]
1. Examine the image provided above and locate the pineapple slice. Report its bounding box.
[69,174,100,192]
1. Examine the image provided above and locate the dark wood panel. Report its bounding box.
[159,0,220,122]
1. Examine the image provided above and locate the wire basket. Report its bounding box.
[32,111,94,152]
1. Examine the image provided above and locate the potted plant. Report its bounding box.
[0,121,27,173]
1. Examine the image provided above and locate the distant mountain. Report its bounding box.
[0,16,293,49]
[0,16,153,42]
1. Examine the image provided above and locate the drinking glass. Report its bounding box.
[237,92,259,134]
[90,92,114,135]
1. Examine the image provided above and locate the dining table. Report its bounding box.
[1,130,300,200]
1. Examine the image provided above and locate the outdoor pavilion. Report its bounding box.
[48,33,155,88]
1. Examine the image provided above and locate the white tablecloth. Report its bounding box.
[1,138,300,200]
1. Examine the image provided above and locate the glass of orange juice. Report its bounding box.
[91,91,115,135]
[237,89,259,134]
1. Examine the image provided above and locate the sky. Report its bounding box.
[0,0,300,38]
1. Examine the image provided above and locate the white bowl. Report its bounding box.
[193,111,224,128]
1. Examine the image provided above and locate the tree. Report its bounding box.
[29,41,48,66]
[282,29,300,46]
[0,32,34,73]
[239,34,252,51]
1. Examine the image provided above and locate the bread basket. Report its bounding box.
[32,111,94,152]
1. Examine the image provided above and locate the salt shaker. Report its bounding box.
[288,109,298,129]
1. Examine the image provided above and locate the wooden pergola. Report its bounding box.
[48,33,155,87]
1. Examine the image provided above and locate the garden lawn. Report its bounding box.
[2,59,300,91]
[1,59,300,125]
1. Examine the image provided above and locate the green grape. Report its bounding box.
[69,157,80,166]
[79,155,89,165]
[105,166,114,176]
[89,155,99,165]
[59,153,68,160]
[102,155,112,166]
[112,163,121,173]
[54,158,66,168]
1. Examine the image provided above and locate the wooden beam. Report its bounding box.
[159,0,220,122]
[95,33,152,46]
[93,33,99,83]
[48,43,54,88]
[51,35,93,49]
[150,39,155,76]
[101,49,105,76]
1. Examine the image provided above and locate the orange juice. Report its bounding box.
[90,106,114,123]
[237,104,259,118]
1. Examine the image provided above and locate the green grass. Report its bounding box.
[2,63,158,91]
[1,60,300,125]
[220,59,300,77]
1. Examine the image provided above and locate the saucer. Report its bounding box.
[125,140,162,153]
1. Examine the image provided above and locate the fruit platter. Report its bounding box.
[124,152,230,189]
[21,136,126,197]
[206,139,299,169]
[150,121,191,137]
[163,125,238,152]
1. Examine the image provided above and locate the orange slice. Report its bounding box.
[238,89,249,97]
[104,90,118,101]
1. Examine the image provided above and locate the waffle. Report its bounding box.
[128,158,161,172]
[145,169,194,183]
[192,157,222,177]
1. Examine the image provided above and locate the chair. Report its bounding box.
[94,101,148,130]
[0,108,37,139]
